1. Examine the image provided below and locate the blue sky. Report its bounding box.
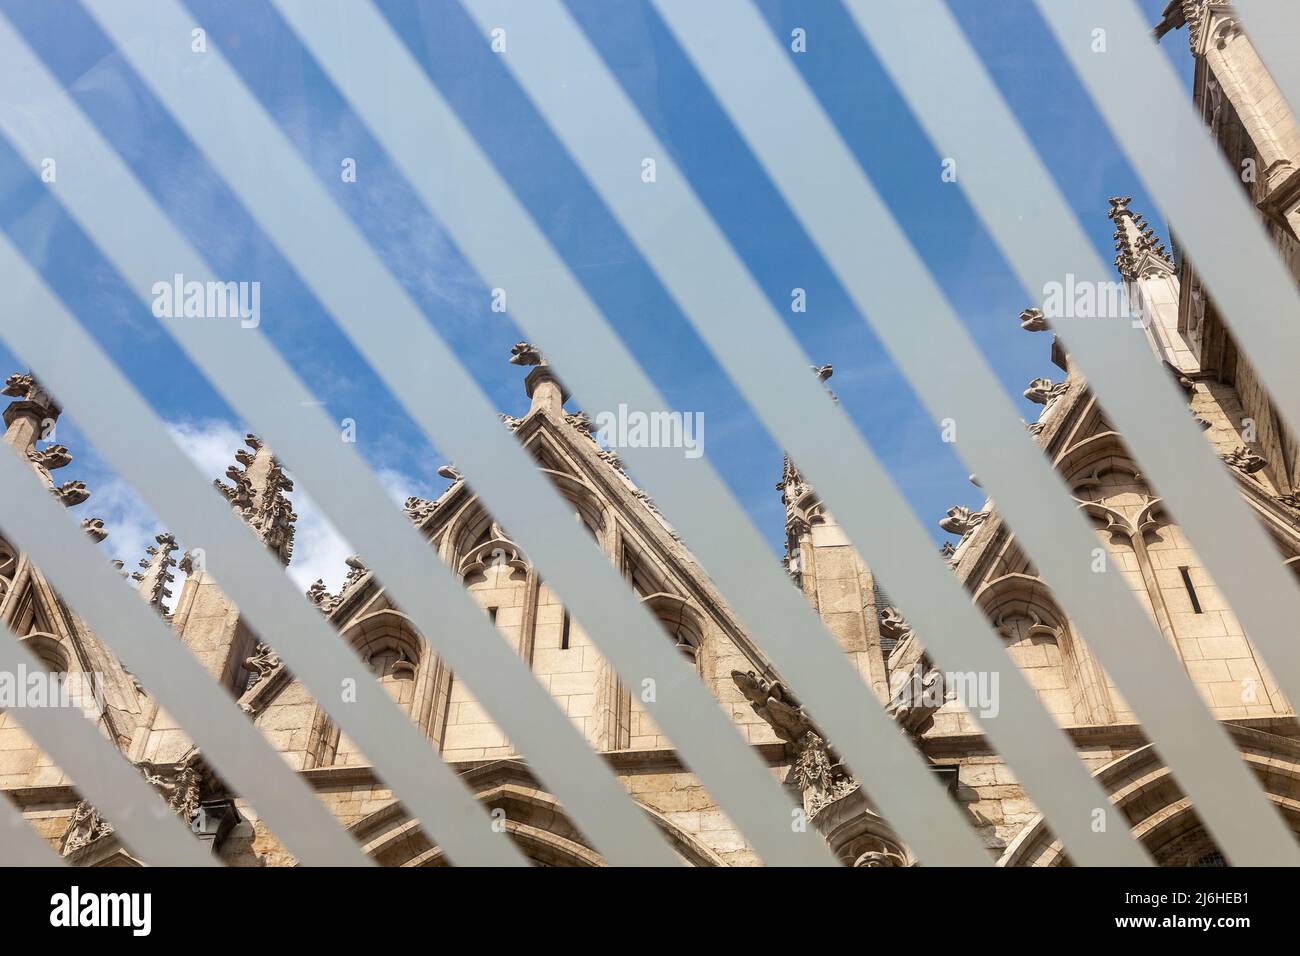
[0,0,1188,599]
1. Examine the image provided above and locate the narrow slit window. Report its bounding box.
[1179,566,1203,614]
[487,606,498,625]
[561,610,571,650]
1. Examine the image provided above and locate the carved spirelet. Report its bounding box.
[214,435,297,565]
[131,532,178,609]
[1108,196,1174,279]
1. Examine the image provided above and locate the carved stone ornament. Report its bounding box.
[732,670,858,819]
[404,496,439,524]
[61,801,113,855]
[886,658,946,735]
[508,342,544,367]
[1222,446,1267,476]
[243,641,283,693]
[1019,307,1049,332]
[1024,377,1068,407]
[214,434,297,565]
[938,505,988,537]
[62,751,219,856]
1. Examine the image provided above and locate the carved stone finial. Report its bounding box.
[511,343,569,414]
[508,342,544,366]
[214,434,297,565]
[810,363,838,403]
[81,517,109,544]
[1019,307,1049,332]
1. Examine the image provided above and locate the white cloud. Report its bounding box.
[78,418,437,606]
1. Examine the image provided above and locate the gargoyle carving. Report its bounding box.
[886,656,946,735]
[1024,377,1068,406]
[243,642,283,692]
[732,670,858,818]
[938,505,987,537]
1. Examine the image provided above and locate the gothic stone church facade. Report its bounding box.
[4,1,1300,866]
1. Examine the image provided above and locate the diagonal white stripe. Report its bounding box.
[833,0,1300,863]
[0,617,216,866]
[0,237,518,868]
[0,311,371,866]
[0,796,63,866]
[0,26,674,868]
[276,0,992,867]
[74,0,825,864]
[1234,1,1300,122]
[459,0,1163,864]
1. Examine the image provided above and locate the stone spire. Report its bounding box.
[131,532,179,610]
[213,435,297,565]
[1108,196,1174,279]
[510,342,569,417]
